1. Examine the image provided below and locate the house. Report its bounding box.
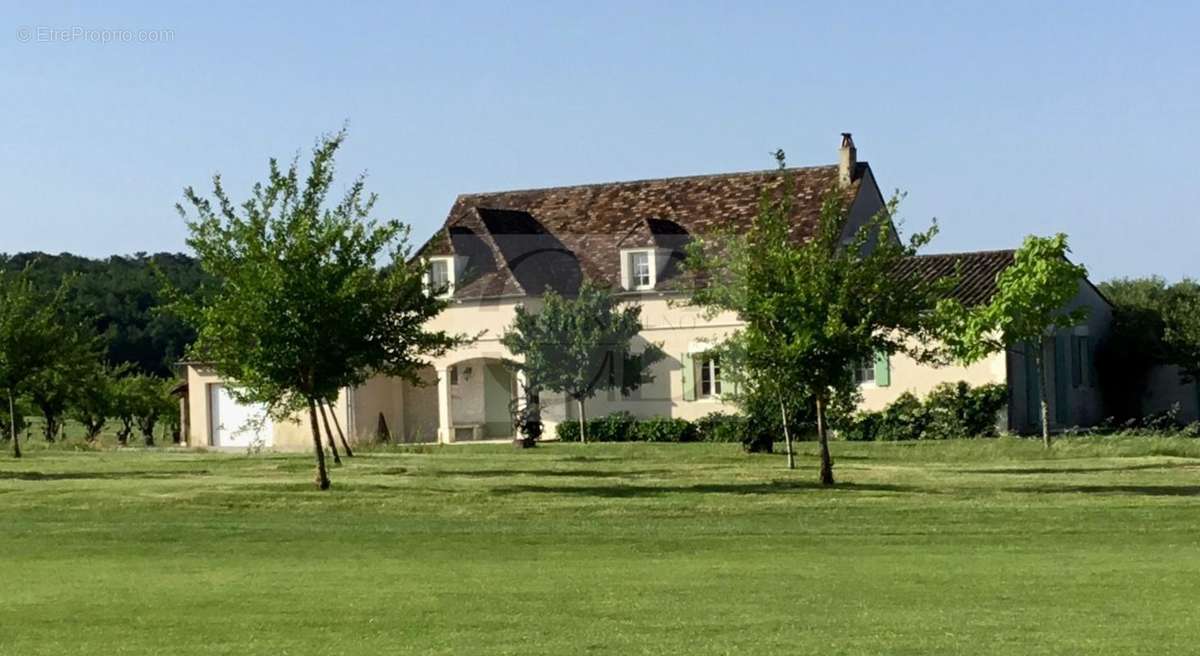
[180,135,1121,448]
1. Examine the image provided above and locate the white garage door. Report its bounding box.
[209,384,274,448]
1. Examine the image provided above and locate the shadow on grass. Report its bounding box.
[0,469,211,481]
[1012,484,1200,497]
[417,468,676,479]
[491,480,921,498]
[966,462,1199,475]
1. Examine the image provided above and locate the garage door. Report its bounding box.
[209,384,274,448]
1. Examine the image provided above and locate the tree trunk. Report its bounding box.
[316,402,345,465]
[815,395,834,486]
[1037,349,1052,448]
[324,399,354,456]
[318,402,341,465]
[9,390,20,459]
[306,398,331,490]
[576,397,587,444]
[780,397,795,470]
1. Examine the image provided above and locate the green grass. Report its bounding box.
[3,437,1200,655]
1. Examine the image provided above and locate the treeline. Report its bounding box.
[1097,277,1200,421]
[0,252,207,376]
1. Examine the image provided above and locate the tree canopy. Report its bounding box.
[0,252,206,376]
[174,129,462,489]
[500,281,664,443]
[686,158,944,483]
[937,234,1088,446]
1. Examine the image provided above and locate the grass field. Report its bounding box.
[3,437,1200,655]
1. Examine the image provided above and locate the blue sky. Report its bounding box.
[2,2,1197,281]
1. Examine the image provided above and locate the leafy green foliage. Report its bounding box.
[1096,277,1200,420]
[501,281,664,443]
[685,156,944,482]
[694,412,747,443]
[68,364,124,442]
[173,129,461,488]
[840,382,1007,441]
[937,234,1088,446]
[0,252,207,376]
[553,412,698,443]
[0,267,94,457]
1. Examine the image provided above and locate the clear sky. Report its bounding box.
[2,2,1197,281]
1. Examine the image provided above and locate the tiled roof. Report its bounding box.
[893,249,1017,307]
[421,163,865,299]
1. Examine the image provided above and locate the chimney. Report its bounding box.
[838,132,857,186]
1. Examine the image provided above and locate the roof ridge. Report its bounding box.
[911,248,1017,258]
[455,163,845,199]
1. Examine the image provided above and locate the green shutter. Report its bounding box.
[1054,334,1069,426]
[681,353,695,402]
[874,350,891,387]
[1025,341,1041,430]
[1071,335,1083,388]
[1084,336,1096,387]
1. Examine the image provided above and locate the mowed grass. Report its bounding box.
[3,438,1200,655]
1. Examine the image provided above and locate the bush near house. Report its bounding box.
[840,382,1008,442]
[554,413,700,443]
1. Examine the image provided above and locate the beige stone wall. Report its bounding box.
[858,351,1008,412]
[183,364,351,451]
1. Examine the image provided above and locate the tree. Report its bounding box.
[0,268,82,458]
[937,234,1088,447]
[173,129,462,489]
[128,375,174,447]
[0,252,207,376]
[500,281,664,443]
[1095,277,1173,420]
[1162,280,1200,386]
[110,375,140,446]
[26,319,99,441]
[70,364,122,442]
[686,157,943,483]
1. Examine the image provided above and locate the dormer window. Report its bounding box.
[425,256,461,298]
[620,248,669,291]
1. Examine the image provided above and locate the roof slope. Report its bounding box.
[893,249,1017,307]
[422,164,866,299]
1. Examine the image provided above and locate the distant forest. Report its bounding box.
[0,252,207,377]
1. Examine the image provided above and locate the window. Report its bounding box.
[428,259,451,295]
[630,251,652,289]
[448,365,459,386]
[699,355,722,398]
[855,358,875,385]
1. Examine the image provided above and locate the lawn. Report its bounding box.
[2,438,1200,655]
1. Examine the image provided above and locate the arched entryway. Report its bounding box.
[437,357,518,442]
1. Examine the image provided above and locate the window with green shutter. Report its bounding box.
[1071,335,1083,388]
[873,350,891,387]
[681,352,695,402]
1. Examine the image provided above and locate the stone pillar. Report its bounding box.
[436,367,453,444]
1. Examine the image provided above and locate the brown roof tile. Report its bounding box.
[893,249,1017,307]
[422,164,865,299]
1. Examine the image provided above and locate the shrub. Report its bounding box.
[634,417,698,443]
[555,421,580,442]
[589,412,637,442]
[695,412,746,443]
[839,382,1007,441]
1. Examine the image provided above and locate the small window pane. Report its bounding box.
[631,252,651,288]
[699,355,721,398]
[855,359,875,385]
[429,260,450,294]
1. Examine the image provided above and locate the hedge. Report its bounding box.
[840,382,1007,441]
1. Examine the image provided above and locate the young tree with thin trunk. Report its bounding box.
[500,282,664,443]
[936,234,1088,448]
[0,268,81,458]
[686,155,943,484]
[322,398,354,455]
[172,129,462,489]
